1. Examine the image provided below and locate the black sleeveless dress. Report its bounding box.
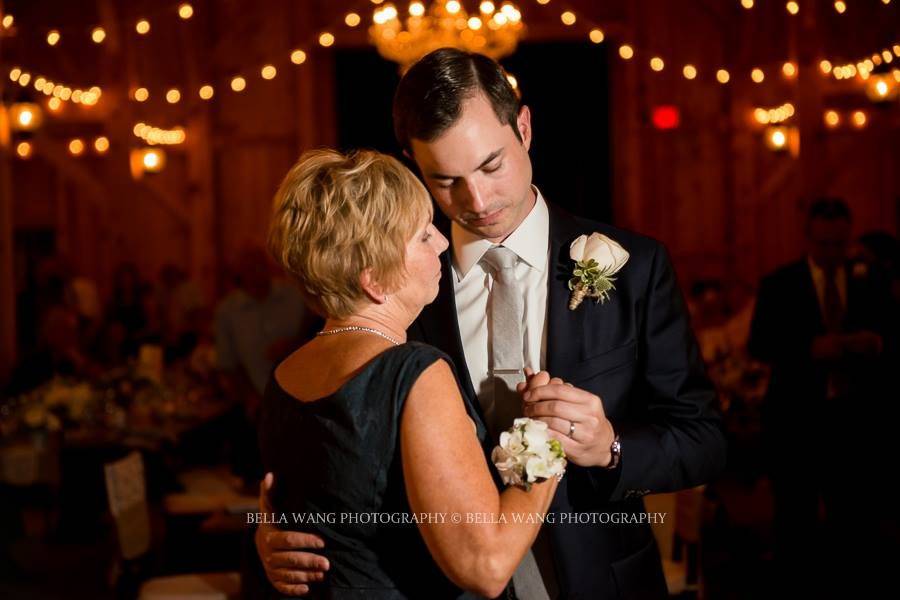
[257,342,492,600]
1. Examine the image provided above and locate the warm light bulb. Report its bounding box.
[291,50,307,64]
[480,1,495,13]
[94,137,110,154]
[18,73,31,87]
[717,69,731,83]
[199,85,214,100]
[820,60,832,74]
[650,57,664,72]
[48,97,62,111]
[589,29,604,44]
[9,67,21,81]
[47,30,60,46]
[561,11,576,25]
[786,2,799,15]
[17,109,34,128]
[166,88,181,103]
[2,15,13,29]
[851,110,867,128]
[69,139,85,156]
[231,76,246,92]
[143,151,160,169]
[683,65,697,80]
[345,12,361,26]
[446,1,461,14]
[136,19,150,34]
[741,0,754,8]
[319,32,334,47]
[468,17,483,30]
[751,68,765,83]
[16,141,32,159]
[782,62,796,78]
[134,87,149,102]
[824,110,840,128]
[409,2,425,17]
[619,45,634,60]
[178,3,194,19]
[834,1,846,13]
[92,27,106,43]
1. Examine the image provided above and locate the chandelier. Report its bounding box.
[370,1,524,70]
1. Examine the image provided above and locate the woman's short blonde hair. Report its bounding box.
[268,149,432,319]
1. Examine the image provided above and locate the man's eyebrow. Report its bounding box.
[427,148,504,180]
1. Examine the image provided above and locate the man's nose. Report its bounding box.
[457,179,486,214]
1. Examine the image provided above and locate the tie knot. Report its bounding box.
[480,246,519,274]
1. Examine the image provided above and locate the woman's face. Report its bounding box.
[394,214,449,312]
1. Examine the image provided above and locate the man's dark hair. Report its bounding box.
[807,197,852,225]
[393,48,521,155]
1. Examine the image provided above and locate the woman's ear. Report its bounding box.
[360,268,388,304]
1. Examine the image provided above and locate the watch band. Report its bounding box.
[606,435,621,469]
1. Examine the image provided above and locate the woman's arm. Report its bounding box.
[401,360,558,599]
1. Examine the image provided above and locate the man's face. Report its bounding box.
[807,217,851,270]
[410,94,535,243]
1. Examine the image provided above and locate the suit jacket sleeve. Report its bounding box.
[599,243,726,501]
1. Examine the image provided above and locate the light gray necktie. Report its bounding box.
[480,246,557,600]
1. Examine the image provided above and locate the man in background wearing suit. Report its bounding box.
[252,49,726,599]
[749,198,890,595]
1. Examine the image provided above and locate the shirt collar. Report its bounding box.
[451,186,550,281]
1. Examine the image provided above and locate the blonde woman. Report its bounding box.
[258,149,560,599]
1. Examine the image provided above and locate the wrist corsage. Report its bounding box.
[491,418,567,491]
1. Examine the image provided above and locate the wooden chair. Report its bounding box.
[104,451,241,600]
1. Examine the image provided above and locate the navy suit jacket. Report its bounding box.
[409,203,726,599]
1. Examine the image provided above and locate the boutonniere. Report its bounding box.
[568,233,630,310]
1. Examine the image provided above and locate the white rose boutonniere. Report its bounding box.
[567,233,629,310]
[491,418,567,491]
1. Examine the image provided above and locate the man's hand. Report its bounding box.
[255,473,329,596]
[521,378,616,468]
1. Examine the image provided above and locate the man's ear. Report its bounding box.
[360,268,388,304]
[517,105,532,151]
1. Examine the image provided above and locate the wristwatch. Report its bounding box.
[605,435,621,469]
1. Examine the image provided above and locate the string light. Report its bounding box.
[683,64,697,80]
[91,27,106,43]
[166,88,181,103]
[751,68,765,83]
[345,12,361,26]
[650,57,664,72]
[47,30,61,46]
[69,139,85,156]
[409,2,426,17]
[786,2,799,15]
[782,62,796,78]
[199,85,214,100]
[717,69,730,83]
[589,29,604,44]
[834,1,846,14]
[480,2,495,13]
[94,136,110,154]
[133,122,187,145]
[820,60,833,74]
[231,76,246,92]
[48,97,62,112]
[561,11,576,25]
[619,44,634,60]
[134,87,149,102]
[851,110,867,128]
[741,0,754,8]
[16,141,32,159]
[9,67,21,82]
[136,19,150,35]
[261,65,277,79]
[19,73,31,86]
[319,32,334,47]
[2,15,13,29]
[178,4,194,19]
[291,50,307,64]
[824,110,840,128]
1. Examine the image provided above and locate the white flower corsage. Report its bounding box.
[491,418,567,491]
[567,233,629,310]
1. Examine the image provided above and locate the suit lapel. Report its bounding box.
[545,205,589,377]
[416,252,485,423]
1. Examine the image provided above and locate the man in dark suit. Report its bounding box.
[251,49,725,599]
[748,198,889,593]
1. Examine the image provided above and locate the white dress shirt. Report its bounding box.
[451,188,550,408]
